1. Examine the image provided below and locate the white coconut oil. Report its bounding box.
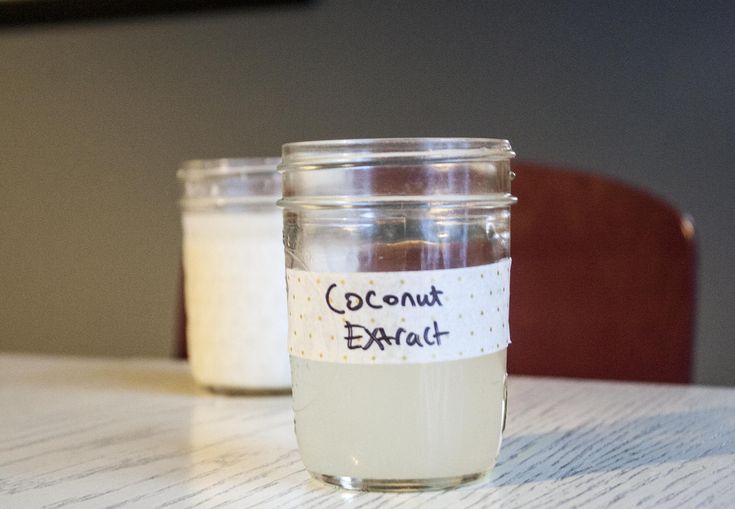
[178,157,289,392]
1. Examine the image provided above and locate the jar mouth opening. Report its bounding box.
[279,138,514,170]
[177,157,281,180]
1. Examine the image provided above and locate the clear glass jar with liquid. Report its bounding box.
[278,138,516,490]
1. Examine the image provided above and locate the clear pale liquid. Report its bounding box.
[290,349,507,480]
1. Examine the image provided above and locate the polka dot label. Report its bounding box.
[286,258,511,365]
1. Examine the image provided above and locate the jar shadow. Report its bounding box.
[488,407,735,486]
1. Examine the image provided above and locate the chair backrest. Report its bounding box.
[508,162,696,383]
[176,162,697,383]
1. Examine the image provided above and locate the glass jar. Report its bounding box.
[278,138,516,490]
[178,157,290,393]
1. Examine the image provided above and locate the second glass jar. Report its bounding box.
[278,138,516,491]
[179,157,290,393]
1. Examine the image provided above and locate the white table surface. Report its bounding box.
[1,354,734,509]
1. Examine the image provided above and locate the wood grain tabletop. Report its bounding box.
[1,354,733,508]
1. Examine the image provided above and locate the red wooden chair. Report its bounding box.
[508,162,696,383]
[177,162,697,383]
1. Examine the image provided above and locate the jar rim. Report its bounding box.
[178,157,282,210]
[177,157,281,180]
[280,138,514,170]
[276,194,517,210]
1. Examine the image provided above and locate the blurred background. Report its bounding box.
[1,0,733,385]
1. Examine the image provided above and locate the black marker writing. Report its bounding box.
[325,285,444,315]
[344,320,449,351]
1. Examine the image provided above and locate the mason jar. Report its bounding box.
[178,157,290,393]
[278,138,516,490]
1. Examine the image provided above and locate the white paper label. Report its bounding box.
[286,259,511,364]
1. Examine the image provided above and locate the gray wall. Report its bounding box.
[1,1,733,384]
